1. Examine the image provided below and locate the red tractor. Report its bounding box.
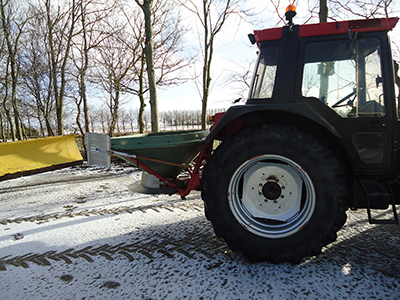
[201,8,399,263]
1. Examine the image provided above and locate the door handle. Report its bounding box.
[366,120,385,128]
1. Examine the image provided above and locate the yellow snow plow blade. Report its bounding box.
[0,135,83,180]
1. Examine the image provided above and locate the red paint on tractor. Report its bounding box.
[254,17,398,43]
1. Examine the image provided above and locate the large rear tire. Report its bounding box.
[202,124,349,263]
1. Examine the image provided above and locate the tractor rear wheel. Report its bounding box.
[202,124,349,263]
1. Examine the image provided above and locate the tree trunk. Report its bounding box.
[199,0,224,129]
[40,101,54,136]
[43,70,55,136]
[76,0,89,158]
[319,0,328,23]
[2,58,15,140]
[79,69,89,157]
[58,0,76,135]
[36,106,45,137]
[142,0,159,132]
[138,55,146,133]
[41,102,55,136]
[46,0,60,135]
[201,0,209,130]
[75,99,84,136]
[80,1,90,134]
[108,84,120,137]
[0,112,5,142]
[11,74,23,140]
[46,0,76,136]
[139,95,146,133]
[0,0,22,140]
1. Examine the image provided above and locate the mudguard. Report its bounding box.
[206,103,340,143]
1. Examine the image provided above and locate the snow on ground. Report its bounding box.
[0,165,399,299]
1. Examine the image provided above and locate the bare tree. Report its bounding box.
[93,18,140,137]
[151,1,189,88]
[71,0,117,137]
[94,106,110,134]
[180,0,244,129]
[115,6,148,133]
[45,0,79,135]
[125,108,137,133]
[221,60,252,103]
[121,0,189,133]
[73,0,92,137]
[20,6,56,137]
[134,0,159,132]
[329,0,395,20]
[0,0,31,140]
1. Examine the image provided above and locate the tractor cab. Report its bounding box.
[247,12,399,175]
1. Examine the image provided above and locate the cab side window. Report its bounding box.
[249,45,279,99]
[301,38,385,118]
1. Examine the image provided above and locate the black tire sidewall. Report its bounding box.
[202,125,348,261]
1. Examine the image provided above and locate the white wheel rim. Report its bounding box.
[228,155,316,238]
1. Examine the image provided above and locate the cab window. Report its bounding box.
[301,38,385,118]
[249,45,279,99]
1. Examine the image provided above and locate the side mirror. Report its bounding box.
[248,34,256,45]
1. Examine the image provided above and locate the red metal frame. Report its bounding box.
[122,142,212,199]
[113,115,223,198]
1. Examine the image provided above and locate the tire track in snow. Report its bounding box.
[0,198,204,225]
[0,169,135,195]
[0,218,233,271]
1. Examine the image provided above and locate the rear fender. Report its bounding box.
[206,103,353,207]
[206,103,340,143]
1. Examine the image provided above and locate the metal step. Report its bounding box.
[359,178,399,225]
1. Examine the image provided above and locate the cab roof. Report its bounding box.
[254,18,398,43]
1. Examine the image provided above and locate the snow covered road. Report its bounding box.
[0,165,399,299]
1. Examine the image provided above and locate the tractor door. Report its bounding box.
[299,33,397,174]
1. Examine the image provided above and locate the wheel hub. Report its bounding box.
[262,180,282,200]
[241,162,303,222]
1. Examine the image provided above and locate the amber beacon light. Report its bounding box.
[286,4,296,13]
[285,5,296,26]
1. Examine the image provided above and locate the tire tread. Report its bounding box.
[202,124,349,263]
